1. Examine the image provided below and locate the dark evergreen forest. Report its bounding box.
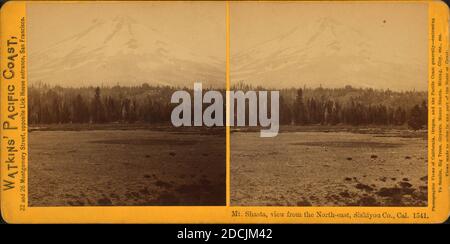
[28,82,428,130]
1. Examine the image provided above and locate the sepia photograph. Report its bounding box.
[1,0,449,226]
[24,1,431,208]
[230,2,429,206]
[27,2,226,206]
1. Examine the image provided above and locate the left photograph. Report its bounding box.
[27,2,226,206]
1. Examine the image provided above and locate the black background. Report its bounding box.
[0,0,449,227]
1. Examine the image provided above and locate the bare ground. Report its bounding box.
[231,129,427,206]
[28,128,225,206]
[29,125,427,207]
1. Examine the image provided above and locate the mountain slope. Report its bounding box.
[29,16,225,88]
[230,17,426,91]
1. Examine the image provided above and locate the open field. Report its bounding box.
[29,126,225,206]
[28,124,427,207]
[231,128,428,206]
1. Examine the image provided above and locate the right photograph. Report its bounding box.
[230,2,429,206]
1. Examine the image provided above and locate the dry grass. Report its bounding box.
[231,129,427,206]
[28,128,225,206]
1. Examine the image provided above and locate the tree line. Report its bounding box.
[281,88,427,130]
[28,83,428,130]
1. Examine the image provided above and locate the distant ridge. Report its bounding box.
[230,17,426,91]
[29,16,225,88]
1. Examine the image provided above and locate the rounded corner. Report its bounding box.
[1,204,17,224]
[0,1,17,13]
[429,211,450,224]
[434,0,450,12]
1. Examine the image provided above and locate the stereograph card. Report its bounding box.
[0,0,448,224]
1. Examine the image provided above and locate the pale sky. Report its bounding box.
[230,2,427,57]
[229,2,428,91]
[28,1,226,59]
[27,1,428,90]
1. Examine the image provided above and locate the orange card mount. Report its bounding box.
[0,0,449,223]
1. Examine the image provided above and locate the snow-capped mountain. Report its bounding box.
[29,16,225,87]
[29,16,425,91]
[230,17,426,91]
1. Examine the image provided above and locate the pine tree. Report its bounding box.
[293,89,307,125]
[408,105,423,130]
